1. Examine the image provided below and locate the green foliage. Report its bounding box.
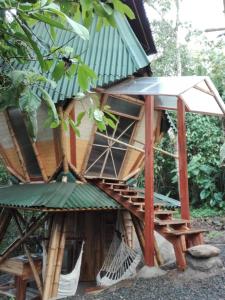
[0,70,59,140]
[0,0,132,137]
[146,0,225,209]
[191,206,225,218]
[0,160,9,185]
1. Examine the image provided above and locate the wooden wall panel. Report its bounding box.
[120,110,161,178]
[36,141,57,177]
[63,211,117,282]
[75,140,89,172]
[4,148,24,175]
[120,149,140,178]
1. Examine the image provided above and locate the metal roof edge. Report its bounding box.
[114,13,150,69]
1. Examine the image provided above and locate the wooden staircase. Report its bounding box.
[91,177,207,270]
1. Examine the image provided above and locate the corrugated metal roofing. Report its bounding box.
[16,13,150,103]
[0,183,121,210]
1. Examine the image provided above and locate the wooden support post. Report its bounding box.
[43,214,63,300]
[144,95,155,267]
[51,215,66,297]
[177,98,190,221]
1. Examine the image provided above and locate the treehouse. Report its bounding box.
[0,1,225,299]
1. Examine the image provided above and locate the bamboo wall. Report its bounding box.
[62,211,117,281]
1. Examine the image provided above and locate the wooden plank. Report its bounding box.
[144,95,155,267]
[177,98,190,220]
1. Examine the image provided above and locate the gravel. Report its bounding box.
[72,244,225,300]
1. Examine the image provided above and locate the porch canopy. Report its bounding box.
[105,76,225,115]
[105,76,225,267]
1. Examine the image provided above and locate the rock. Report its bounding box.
[186,254,223,272]
[187,245,220,258]
[155,231,175,265]
[137,266,167,279]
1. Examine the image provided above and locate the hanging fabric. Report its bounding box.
[96,214,141,286]
[42,241,84,299]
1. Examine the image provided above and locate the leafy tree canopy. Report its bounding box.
[0,0,134,139]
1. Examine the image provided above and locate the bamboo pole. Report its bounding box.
[12,211,43,296]
[4,112,30,181]
[0,213,48,265]
[59,107,69,174]
[51,215,67,297]
[43,214,62,300]
[95,132,178,158]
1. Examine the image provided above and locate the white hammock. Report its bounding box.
[96,218,141,286]
[42,241,84,299]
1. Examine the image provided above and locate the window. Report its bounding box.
[85,96,142,178]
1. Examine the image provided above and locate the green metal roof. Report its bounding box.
[0,183,121,210]
[16,13,150,103]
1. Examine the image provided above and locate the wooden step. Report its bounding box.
[154,210,175,220]
[102,179,123,184]
[154,219,190,226]
[114,189,138,195]
[168,228,208,236]
[154,210,175,215]
[123,195,145,201]
[104,183,129,190]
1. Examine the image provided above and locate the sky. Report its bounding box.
[180,0,225,31]
[145,0,225,51]
[146,0,225,34]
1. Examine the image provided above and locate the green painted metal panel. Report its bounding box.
[0,183,121,210]
[15,13,150,103]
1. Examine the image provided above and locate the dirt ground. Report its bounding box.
[73,216,225,300]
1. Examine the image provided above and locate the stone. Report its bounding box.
[137,266,167,279]
[155,231,176,265]
[187,245,220,258]
[186,254,223,272]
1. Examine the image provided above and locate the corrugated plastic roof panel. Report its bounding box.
[106,76,225,116]
[15,13,150,103]
[0,183,121,210]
